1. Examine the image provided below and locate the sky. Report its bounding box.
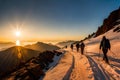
[0,0,120,42]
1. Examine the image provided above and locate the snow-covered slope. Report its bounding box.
[85,24,120,56]
[85,25,120,44]
[42,25,120,80]
[43,50,73,80]
[84,25,120,80]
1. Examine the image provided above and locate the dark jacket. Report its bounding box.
[71,44,73,48]
[100,39,111,50]
[76,43,79,48]
[81,43,85,48]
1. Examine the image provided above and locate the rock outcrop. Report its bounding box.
[0,46,40,78]
[3,50,63,80]
[95,7,120,37]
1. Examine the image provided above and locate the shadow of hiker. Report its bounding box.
[86,52,120,63]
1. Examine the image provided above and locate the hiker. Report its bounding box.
[76,43,79,52]
[100,36,111,64]
[80,41,85,55]
[65,45,67,49]
[70,44,73,51]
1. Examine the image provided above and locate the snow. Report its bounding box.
[46,50,65,71]
[84,26,120,80]
[42,26,120,80]
[47,54,63,70]
[70,50,94,80]
[43,50,73,80]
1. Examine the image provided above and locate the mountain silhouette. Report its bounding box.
[56,40,76,47]
[95,7,120,37]
[25,42,60,52]
[0,42,15,51]
[0,46,40,76]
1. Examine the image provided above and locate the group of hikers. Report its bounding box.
[70,41,85,55]
[70,36,111,64]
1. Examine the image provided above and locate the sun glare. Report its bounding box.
[16,31,21,37]
[16,40,20,46]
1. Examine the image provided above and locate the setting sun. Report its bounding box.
[16,31,21,37]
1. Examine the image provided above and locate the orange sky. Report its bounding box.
[0,21,86,42]
[0,0,120,43]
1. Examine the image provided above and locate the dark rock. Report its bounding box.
[2,50,63,80]
[95,7,120,37]
[113,26,120,32]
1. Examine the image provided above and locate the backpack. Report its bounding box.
[102,39,110,49]
[76,44,79,48]
[81,43,85,48]
[71,44,73,48]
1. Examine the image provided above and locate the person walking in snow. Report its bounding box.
[76,43,79,52]
[100,36,111,64]
[65,45,67,48]
[70,44,73,51]
[80,41,85,55]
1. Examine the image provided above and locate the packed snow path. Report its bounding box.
[70,50,94,80]
[43,50,73,80]
[43,27,120,80]
[43,48,120,80]
[86,52,120,80]
[69,47,120,80]
[69,48,111,80]
[86,55,110,80]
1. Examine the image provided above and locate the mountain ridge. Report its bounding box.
[25,42,60,52]
[95,7,120,37]
[0,46,40,77]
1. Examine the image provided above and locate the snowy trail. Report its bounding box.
[97,56,120,80]
[86,55,110,80]
[43,47,119,80]
[86,52,120,80]
[70,50,94,80]
[69,47,120,80]
[43,50,73,80]
[63,54,74,80]
[43,27,120,80]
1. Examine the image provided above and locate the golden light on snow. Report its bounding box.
[16,40,20,46]
[16,31,21,37]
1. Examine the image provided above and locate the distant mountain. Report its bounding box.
[0,46,40,76]
[56,40,76,47]
[0,42,15,44]
[95,7,120,37]
[25,42,60,52]
[0,42,15,50]
[3,50,63,80]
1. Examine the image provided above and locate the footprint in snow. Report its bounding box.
[88,74,94,79]
[86,67,91,70]
[84,61,88,65]
[80,56,83,59]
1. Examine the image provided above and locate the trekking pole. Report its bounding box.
[98,49,101,61]
[85,45,87,55]
[109,50,117,57]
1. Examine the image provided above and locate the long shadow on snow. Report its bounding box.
[63,55,75,80]
[86,52,120,74]
[86,52,120,64]
[86,55,110,80]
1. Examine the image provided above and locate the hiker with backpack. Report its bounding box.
[100,36,111,64]
[80,41,85,55]
[70,44,73,51]
[76,43,79,52]
[64,45,67,49]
